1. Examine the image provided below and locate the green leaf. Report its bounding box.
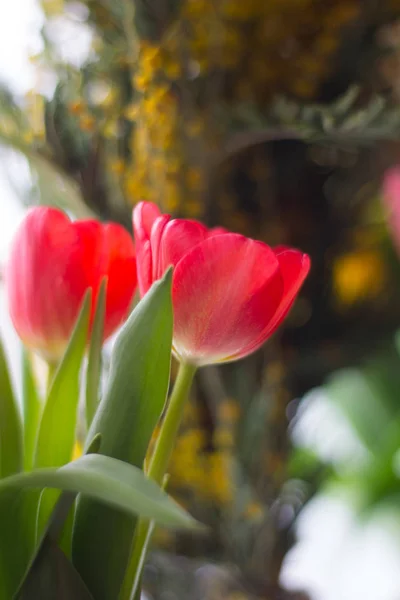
[16,434,103,597]
[72,270,173,600]
[34,292,91,537]
[16,491,81,598]
[0,455,196,529]
[0,335,23,478]
[34,291,91,468]
[22,351,42,472]
[0,488,39,599]
[85,279,106,429]
[18,537,94,600]
[57,435,102,559]
[0,454,194,599]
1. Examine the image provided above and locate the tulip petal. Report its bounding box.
[158,219,209,276]
[269,248,310,333]
[133,202,161,238]
[172,234,284,365]
[7,208,81,357]
[236,248,310,358]
[133,202,162,296]
[67,220,137,340]
[150,215,171,282]
[382,167,400,256]
[100,224,137,339]
[7,207,137,360]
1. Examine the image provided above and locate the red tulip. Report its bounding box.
[383,166,400,256]
[6,207,137,361]
[133,202,310,366]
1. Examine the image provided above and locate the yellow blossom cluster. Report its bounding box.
[167,398,243,506]
[333,249,386,307]
[122,0,362,217]
[37,0,385,232]
[169,429,234,505]
[122,35,215,215]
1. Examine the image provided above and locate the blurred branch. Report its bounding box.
[0,87,95,218]
[224,87,400,157]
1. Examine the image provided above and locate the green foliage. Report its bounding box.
[0,86,94,218]
[0,335,23,478]
[0,454,195,529]
[34,293,91,539]
[34,292,91,469]
[22,351,42,472]
[227,87,400,155]
[312,342,400,513]
[72,270,173,600]
[18,536,93,600]
[0,454,194,599]
[85,279,107,429]
[0,274,199,600]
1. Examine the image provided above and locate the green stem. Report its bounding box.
[119,361,197,600]
[147,362,197,484]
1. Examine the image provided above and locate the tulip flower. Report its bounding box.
[383,166,400,256]
[133,202,310,366]
[6,207,137,361]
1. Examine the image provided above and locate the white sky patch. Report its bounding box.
[44,15,93,68]
[282,494,400,600]
[291,387,369,468]
[0,0,44,95]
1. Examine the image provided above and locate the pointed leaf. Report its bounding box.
[73,270,173,600]
[18,537,94,600]
[22,351,42,472]
[0,438,101,600]
[34,292,91,538]
[34,291,91,468]
[15,433,103,597]
[0,488,38,599]
[0,455,196,529]
[85,279,106,429]
[16,492,83,599]
[0,453,195,598]
[0,335,23,478]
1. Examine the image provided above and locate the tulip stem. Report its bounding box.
[147,361,197,484]
[120,361,197,600]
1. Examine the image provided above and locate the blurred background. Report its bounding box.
[4,1,400,598]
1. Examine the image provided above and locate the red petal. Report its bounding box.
[237,248,310,358]
[133,201,161,239]
[270,248,310,333]
[95,223,137,340]
[133,202,162,295]
[6,208,84,358]
[63,219,137,341]
[6,207,137,360]
[150,214,171,281]
[383,167,400,255]
[157,218,209,276]
[171,234,284,365]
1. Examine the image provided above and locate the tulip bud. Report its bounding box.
[6,207,137,361]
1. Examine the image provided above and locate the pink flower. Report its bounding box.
[6,207,137,361]
[383,166,400,255]
[133,202,310,366]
